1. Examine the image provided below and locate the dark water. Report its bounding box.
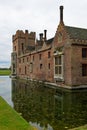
[0,76,87,130]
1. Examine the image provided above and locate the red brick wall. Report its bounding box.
[53,24,72,85]
[64,46,72,85]
[13,24,87,87]
[71,45,87,86]
[17,49,54,82]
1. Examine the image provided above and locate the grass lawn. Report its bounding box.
[69,125,87,130]
[0,69,11,76]
[0,96,36,130]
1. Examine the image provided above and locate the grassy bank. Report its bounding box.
[0,96,36,130]
[69,125,87,130]
[0,69,11,76]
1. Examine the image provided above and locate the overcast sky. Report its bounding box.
[0,0,87,68]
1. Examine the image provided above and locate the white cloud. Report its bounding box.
[0,0,87,67]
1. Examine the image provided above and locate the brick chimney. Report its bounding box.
[39,33,43,41]
[60,6,64,24]
[25,30,28,33]
[44,30,47,41]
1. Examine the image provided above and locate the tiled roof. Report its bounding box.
[37,37,54,45]
[46,38,54,44]
[65,26,87,40]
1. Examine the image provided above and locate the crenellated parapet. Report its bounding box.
[12,30,36,42]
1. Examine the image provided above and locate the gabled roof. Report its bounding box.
[65,26,87,40]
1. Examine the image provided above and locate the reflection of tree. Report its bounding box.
[12,79,87,130]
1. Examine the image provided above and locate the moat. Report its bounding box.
[0,76,87,130]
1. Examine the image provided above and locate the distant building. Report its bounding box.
[11,6,87,89]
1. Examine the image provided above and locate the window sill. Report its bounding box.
[54,75,64,81]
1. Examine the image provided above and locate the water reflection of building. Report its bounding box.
[12,79,87,130]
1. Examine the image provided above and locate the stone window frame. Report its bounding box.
[25,66,27,75]
[82,64,87,76]
[30,62,33,73]
[82,48,87,58]
[21,43,24,52]
[54,54,64,80]
[48,63,50,70]
[13,63,15,73]
[40,64,43,69]
[48,51,51,58]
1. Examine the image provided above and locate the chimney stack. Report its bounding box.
[44,30,47,41]
[39,33,43,41]
[25,30,28,33]
[60,6,64,24]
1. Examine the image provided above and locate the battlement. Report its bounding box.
[12,30,36,41]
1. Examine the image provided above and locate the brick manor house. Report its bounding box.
[11,6,87,88]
